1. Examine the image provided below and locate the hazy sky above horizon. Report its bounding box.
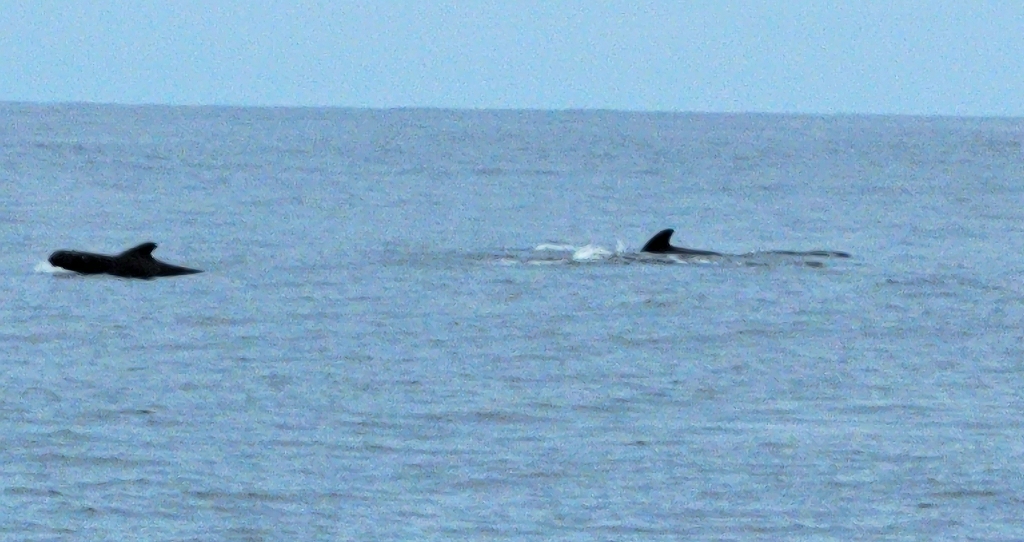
[2,2,1022,116]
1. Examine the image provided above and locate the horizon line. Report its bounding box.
[2,99,1021,121]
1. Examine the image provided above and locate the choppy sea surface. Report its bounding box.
[2,103,1024,540]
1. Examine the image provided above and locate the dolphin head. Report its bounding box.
[48,250,115,274]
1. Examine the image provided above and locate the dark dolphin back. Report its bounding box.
[118,242,158,258]
[764,249,851,258]
[150,261,203,277]
[639,227,847,259]
[111,242,202,278]
[640,229,721,256]
[640,229,677,253]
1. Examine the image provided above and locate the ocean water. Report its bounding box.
[2,103,1024,540]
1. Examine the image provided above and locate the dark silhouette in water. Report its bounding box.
[640,229,850,258]
[48,242,203,279]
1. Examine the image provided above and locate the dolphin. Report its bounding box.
[640,229,850,258]
[48,242,203,279]
[640,229,722,256]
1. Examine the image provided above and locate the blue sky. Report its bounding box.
[2,1,1022,116]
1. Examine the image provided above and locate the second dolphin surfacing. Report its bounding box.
[640,229,850,258]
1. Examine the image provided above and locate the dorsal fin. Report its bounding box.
[119,242,158,258]
[640,229,676,253]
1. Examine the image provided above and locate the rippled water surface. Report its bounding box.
[2,104,1024,540]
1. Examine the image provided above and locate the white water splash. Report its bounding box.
[34,261,73,275]
[572,244,614,261]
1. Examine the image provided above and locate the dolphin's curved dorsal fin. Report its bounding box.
[640,229,722,256]
[641,229,676,253]
[119,242,158,258]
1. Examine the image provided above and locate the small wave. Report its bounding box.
[533,243,577,252]
[667,254,716,265]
